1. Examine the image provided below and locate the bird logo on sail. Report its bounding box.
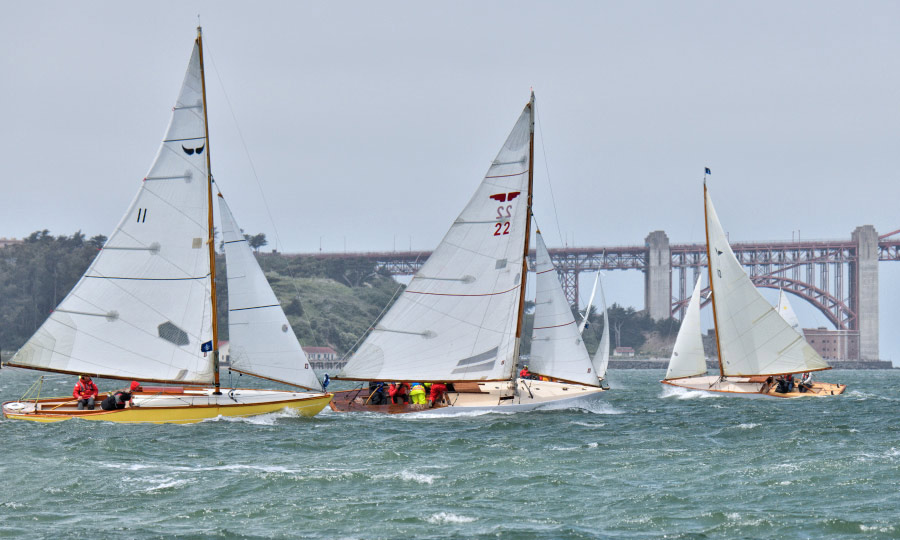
[182,144,205,155]
[488,192,521,202]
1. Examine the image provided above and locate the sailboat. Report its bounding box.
[1,28,332,423]
[329,94,606,413]
[661,183,846,397]
[579,273,611,387]
[776,289,801,331]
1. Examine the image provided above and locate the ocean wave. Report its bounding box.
[142,477,189,492]
[426,512,476,524]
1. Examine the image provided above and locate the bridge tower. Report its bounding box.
[644,231,671,320]
[851,225,879,360]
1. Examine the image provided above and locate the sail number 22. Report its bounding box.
[494,205,512,236]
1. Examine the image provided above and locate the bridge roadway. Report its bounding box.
[285,226,899,361]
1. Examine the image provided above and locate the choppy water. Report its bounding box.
[1,368,898,539]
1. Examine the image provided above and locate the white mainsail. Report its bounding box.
[218,195,323,391]
[705,186,830,376]
[339,98,534,382]
[591,277,610,380]
[11,43,215,384]
[528,232,600,386]
[665,275,707,380]
[776,289,801,331]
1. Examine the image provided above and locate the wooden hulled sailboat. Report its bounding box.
[329,94,606,414]
[1,28,332,423]
[661,184,846,398]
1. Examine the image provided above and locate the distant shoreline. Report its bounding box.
[609,359,896,370]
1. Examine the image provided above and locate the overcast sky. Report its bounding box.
[2,1,897,364]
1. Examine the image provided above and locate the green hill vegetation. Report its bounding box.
[0,230,696,361]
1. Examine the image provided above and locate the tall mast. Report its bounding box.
[196,26,221,394]
[511,92,536,379]
[703,182,725,377]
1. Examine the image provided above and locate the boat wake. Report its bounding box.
[538,399,624,415]
[200,408,304,425]
[659,385,721,400]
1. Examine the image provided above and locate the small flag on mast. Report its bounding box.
[704,167,711,175]
[200,341,213,353]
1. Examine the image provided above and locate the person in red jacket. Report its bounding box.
[73,374,99,410]
[428,382,448,407]
[519,365,533,379]
[388,382,410,404]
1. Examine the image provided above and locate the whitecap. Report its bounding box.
[736,423,759,430]
[397,470,437,485]
[143,477,189,492]
[426,512,476,524]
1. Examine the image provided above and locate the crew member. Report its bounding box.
[101,381,141,410]
[73,374,99,410]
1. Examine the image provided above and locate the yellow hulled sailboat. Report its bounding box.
[2,28,332,423]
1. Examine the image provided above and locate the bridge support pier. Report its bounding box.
[851,225,879,360]
[645,230,671,320]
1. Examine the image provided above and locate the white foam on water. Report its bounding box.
[660,386,720,400]
[101,463,155,471]
[861,524,896,533]
[200,408,301,425]
[397,470,437,485]
[143,477,189,492]
[426,512,476,524]
[736,423,760,430]
[571,421,606,428]
[399,409,515,420]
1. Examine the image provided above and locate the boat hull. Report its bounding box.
[2,388,333,424]
[329,380,607,414]
[661,375,846,398]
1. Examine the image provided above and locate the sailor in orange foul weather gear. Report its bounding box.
[73,375,99,410]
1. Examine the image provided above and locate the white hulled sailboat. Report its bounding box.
[329,94,606,413]
[2,28,332,423]
[661,183,846,398]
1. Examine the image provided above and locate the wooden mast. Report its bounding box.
[511,92,536,380]
[196,26,221,394]
[703,181,725,377]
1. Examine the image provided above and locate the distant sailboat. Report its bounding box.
[579,273,610,387]
[776,289,801,331]
[329,94,606,413]
[661,183,846,398]
[2,28,332,422]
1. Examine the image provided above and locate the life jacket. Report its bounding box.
[410,383,426,395]
[73,379,98,399]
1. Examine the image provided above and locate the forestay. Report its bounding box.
[529,232,599,386]
[339,99,534,382]
[665,275,707,380]
[11,43,215,384]
[705,187,829,376]
[218,195,323,391]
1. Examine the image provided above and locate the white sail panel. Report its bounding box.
[777,289,801,331]
[665,275,707,380]
[339,99,534,382]
[705,187,829,376]
[529,232,599,386]
[218,195,323,391]
[12,43,215,384]
[592,277,610,380]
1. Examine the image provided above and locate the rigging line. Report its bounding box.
[205,41,319,350]
[204,40,282,252]
[535,107,565,248]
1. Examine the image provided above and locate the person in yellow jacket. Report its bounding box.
[409,382,427,405]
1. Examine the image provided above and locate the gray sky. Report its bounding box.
[2,1,898,364]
